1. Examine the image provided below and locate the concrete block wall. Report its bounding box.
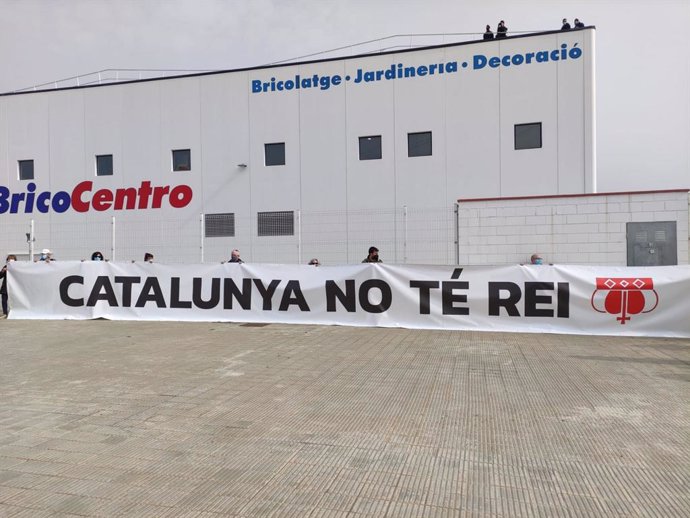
[457,190,689,265]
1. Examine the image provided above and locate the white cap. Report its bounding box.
[42,248,51,254]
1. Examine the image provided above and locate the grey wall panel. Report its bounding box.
[446,43,501,199]
[557,32,587,194]
[297,60,348,212]
[498,35,559,196]
[248,66,301,213]
[344,54,397,211]
[84,87,124,187]
[393,47,448,208]
[199,73,251,216]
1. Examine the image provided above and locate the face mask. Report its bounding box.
[94,257,102,261]
[534,258,543,265]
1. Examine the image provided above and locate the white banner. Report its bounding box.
[7,262,690,337]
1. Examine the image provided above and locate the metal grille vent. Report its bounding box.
[257,211,294,237]
[205,213,235,237]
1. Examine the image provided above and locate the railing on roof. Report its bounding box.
[265,31,537,65]
[7,30,543,93]
[9,68,216,93]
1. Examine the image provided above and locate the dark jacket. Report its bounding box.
[483,30,494,40]
[561,22,571,30]
[0,266,7,295]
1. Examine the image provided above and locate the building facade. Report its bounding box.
[2,29,597,263]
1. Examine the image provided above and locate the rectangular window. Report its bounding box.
[264,143,286,166]
[96,154,113,176]
[18,160,34,180]
[408,131,432,157]
[172,149,191,171]
[359,135,382,160]
[205,213,235,238]
[514,123,542,150]
[257,211,294,236]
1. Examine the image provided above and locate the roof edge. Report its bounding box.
[457,188,690,203]
[1,26,596,97]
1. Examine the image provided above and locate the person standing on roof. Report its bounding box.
[496,20,508,38]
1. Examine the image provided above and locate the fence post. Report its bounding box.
[403,205,408,264]
[200,213,205,263]
[297,210,302,264]
[29,220,35,260]
[111,216,116,261]
[454,202,460,265]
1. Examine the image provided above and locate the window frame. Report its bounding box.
[18,159,34,180]
[358,135,382,160]
[407,131,433,157]
[264,142,286,167]
[95,154,114,176]
[172,149,192,172]
[514,122,543,150]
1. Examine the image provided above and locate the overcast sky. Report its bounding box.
[1,0,688,192]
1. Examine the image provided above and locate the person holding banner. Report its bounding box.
[1,255,17,317]
[529,253,553,265]
[37,249,53,262]
[228,249,244,263]
[362,246,382,263]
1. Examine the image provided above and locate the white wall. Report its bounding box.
[457,191,690,265]
[0,29,596,263]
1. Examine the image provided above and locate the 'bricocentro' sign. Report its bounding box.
[0,181,192,214]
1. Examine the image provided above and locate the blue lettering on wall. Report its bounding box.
[251,43,584,94]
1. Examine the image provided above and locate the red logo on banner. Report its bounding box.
[591,277,659,324]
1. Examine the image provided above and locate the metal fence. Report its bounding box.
[0,206,459,265]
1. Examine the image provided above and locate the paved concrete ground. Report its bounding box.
[0,320,687,517]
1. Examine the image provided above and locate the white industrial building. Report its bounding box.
[0,27,686,265]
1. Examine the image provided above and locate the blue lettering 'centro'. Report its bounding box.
[473,43,583,70]
[0,181,194,214]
